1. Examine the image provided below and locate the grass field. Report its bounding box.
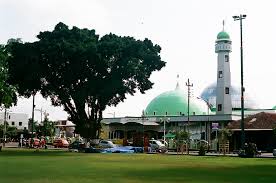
[1,148,276,183]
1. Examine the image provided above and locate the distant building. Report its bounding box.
[0,112,28,130]
[54,120,76,138]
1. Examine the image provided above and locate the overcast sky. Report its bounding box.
[1,0,276,120]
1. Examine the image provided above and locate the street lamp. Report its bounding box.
[160,115,170,144]
[2,108,11,147]
[197,97,212,141]
[141,110,145,149]
[233,14,246,150]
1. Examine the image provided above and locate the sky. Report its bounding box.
[1,0,276,121]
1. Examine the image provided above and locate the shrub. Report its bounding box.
[198,145,206,156]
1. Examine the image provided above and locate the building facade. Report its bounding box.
[0,112,29,130]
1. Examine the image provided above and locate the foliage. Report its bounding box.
[0,45,17,108]
[28,118,39,133]
[198,145,206,156]
[239,142,259,158]
[36,118,55,137]
[273,127,276,136]
[8,22,166,139]
[174,130,190,142]
[218,128,232,143]
[0,123,17,138]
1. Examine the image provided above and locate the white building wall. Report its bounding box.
[0,112,29,130]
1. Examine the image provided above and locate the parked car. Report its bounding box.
[149,139,167,152]
[98,140,117,148]
[53,139,69,148]
[68,141,85,150]
[32,138,40,147]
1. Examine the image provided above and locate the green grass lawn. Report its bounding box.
[1,148,276,183]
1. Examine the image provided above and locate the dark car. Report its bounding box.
[68,141,85,150]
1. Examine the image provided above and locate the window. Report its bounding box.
[193,112,196,115]
[11,122,15,126]
[179,112,182,115]
[218,104,222,111]
[218,71,223,78]
[153,112,156,115]
[165,111,168,115]
[225,55,229,62]
[225,87,230,94]
[19,122,22,126]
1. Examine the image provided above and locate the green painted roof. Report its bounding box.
[217,31,230,39]
[145,89,206,116]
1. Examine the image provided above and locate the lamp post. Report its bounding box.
[233,14,246,150]
[35,108,45,124]
[197,97,212,141]
[186,78,193,154]
[160,115,170,144]
[141,110,145,149]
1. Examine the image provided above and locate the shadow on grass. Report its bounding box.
[0,148,73,157]
[122,164,276,183]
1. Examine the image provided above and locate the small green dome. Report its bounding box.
[272,106,276,110]
[217,31,230,39]
[145,89,206,116]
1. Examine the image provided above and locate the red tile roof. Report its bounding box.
[227,112,276,130]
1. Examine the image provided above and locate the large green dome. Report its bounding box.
[217,31,230,39]
[145,89,206,116]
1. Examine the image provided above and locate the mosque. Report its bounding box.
[102,26,276,151]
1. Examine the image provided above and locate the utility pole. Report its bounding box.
[3,108,7,147]
[233,14,247,150]
[186,78,193,154]
[31,94,35,141]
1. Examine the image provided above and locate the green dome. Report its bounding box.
[272,106,276,110]
[145,89,206,116]
[217,31,230,39]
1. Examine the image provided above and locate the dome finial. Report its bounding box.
[222,20,225,31]
[175,74,180,90]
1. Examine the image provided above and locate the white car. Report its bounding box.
[149,139,166,151]
[98,140,117,148]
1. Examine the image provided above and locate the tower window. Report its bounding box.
[218,104,222,111]
[12,122,15,126]
[19,122,22,126]
[225,87,230,94]
[218,71,223,78]
[225,55,229,62]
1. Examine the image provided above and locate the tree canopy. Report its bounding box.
[0,44,17,108]
[8,22,166,139]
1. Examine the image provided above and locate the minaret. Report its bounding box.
[215,21,232,114]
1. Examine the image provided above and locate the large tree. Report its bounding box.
[0,44,17,108]
[8,22,166,139]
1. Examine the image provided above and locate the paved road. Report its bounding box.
[2,143,275,158]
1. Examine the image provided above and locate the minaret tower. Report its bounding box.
[215,21,232,114]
